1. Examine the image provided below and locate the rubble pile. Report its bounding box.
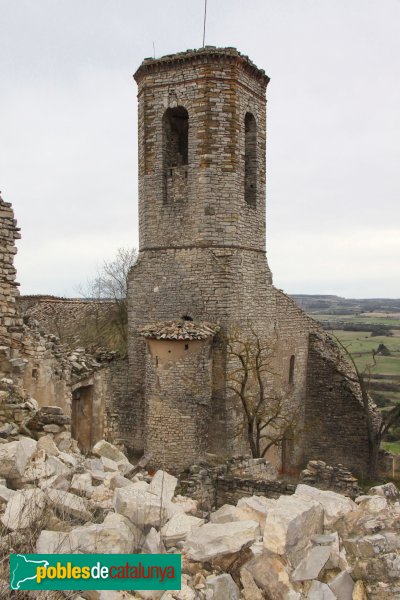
[0,405,399,600]
[25,316,114,380]
[0,378,72,446]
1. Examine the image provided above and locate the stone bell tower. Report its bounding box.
[127,47,277,469]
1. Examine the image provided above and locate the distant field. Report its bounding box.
[331,330,400,355]
[314,313,400,327]
[331,330,400,377]
[382,441,400,455]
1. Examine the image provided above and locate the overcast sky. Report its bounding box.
[1,0,399,298]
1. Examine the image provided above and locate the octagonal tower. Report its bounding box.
[127,48,277,467]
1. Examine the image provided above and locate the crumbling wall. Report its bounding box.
[304,333,371,477]
[0,194,24,378]
[18,296,113,347]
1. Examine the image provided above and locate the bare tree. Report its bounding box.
[95,247,137,348]
[330,332,400,476]
[226,326,299,459]
[78,247,137,352]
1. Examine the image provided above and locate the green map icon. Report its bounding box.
[10,554,49,590]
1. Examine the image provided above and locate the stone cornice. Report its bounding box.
[134,46,270,87]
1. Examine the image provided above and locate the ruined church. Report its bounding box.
[125,47,372,474]
[0,47,374,477]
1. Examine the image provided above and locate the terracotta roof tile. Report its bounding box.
[140,320,219,341]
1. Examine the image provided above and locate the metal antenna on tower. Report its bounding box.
[202,0,208,47]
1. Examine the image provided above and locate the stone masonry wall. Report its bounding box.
[304,333,372,477]
[103,357,132,451]
[144,338,213,471]
[0,194,23,356]
[18,296,114,348]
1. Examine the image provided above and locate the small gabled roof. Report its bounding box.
[140,320,219,341]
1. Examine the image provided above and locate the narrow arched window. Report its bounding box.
[289,355,295,384]
[163,106,189,203]
[244,112,257,207]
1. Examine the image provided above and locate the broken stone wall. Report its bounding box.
[216,476,296,506]
[304,333,372,477]
[18,296,113,348]
[0,194,24,378]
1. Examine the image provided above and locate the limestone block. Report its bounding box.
[357,496,388,514]
[36,530,72,554]
[291,545,331,581]
[85,458,106,483]
[90,484,114,509]
[128,481,150,493]
[307,580,336,599]
[311,532,341,569]
[241,552,300,600]
[368,482,400,502]
[22,449,50,482]
[148,470,177,501]
[209,504,239,524]
[54,431,73,452]
[161,513,204,547]
[43,424,62,433]
[46,488,92,521]
[91,470,107,483]
[37,434,59,456]
[172,495,197,514]
[184,519,260,561]
[116,459,135,476]
[105,472,133,490]
[295,484,356,529]
[39,474,70,491]
[100,456,119,472]
[69,513,142,553]
[163,584,195,600]
[240,567,264,600]
[263,494,323,566]
[328,571,354,600]
[141,527,165,554]
[236,495,276,530]
[206,573,240,600]
[0,483,16,502]
[0,437,37,478]
[58,451,79,467]
[46,455,71,477]
[70,473,93,497]
[1,488,46,530]
[351,580,368,600]
[113,487,169,528]
[92,440,129,464]
[85,457,104,472]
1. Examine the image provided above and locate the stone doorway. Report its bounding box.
[71,385,94,453]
